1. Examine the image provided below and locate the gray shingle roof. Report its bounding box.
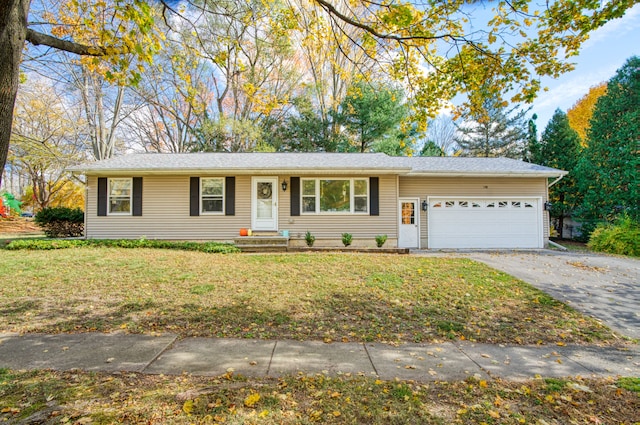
[396,156,567,176]
[69,152,566,177]
[69,152,407,174]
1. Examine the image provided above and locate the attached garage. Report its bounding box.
[427,197,543,249]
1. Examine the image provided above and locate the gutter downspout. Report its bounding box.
[548,174,565,188]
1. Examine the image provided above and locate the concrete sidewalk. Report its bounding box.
[1,333,638,382]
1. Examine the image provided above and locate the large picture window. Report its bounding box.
[201,177,224,213]
[108,178,132,214]
[301,178,368,214]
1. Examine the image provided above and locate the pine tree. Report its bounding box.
[539,109,582,238]
[575,56,640,236]
[454,96,529,158]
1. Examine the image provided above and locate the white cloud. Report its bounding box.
[584,4,640,48]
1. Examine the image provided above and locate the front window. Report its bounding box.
[302,178,368,214]
[109,178,131,214]
[201,178,224,213]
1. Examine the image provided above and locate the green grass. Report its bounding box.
[1,370,638,424]
[0,249,620,345]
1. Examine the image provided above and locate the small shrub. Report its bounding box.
[304,231,315,247]
[341,232,352,247]
[587,215,640,257]
[375,234,388,248]
[5,238,239,254]
[34,207,84,238]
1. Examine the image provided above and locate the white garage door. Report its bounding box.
[428,198,543,249]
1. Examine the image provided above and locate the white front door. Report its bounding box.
[398,199,420,248]
[252,177,278,231]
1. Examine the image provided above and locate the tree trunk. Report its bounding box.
[0,0,30,188]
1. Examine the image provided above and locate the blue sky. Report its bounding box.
[530,3,640,128]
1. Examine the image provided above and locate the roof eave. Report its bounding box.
[405,171,568,178]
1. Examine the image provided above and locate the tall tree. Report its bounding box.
[0,0,159,186]
[538,109,582,238]
[336,82,407,152]
[423,115,457,156]
[8,79,88,209]
[567,82,607,145]
[1,0,636,185]
[124,29,215,153]
[575,56,640,235]
[454,95,529,158]
[523,113,542,163]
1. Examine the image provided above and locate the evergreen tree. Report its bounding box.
[539,109,582,238]
[420,141,445,156]
[575,56,640,236]
[336,82,407,153]
[454,95,529,158]
[524,113,543,163]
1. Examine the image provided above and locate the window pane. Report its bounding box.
[110,199,130,213]
[202,198,223,213]
[302,180,315,196]
[320,180,350,212]
[302,197,316,213]
[354,196,368,213]
[354,179,367,196]
[110,179,131,196]
[402,202,415,224]
[202,178,223,196]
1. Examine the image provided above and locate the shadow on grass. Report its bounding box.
[3,291,619,346]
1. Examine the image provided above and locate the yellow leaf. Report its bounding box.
[259,409,269,418]
[244,392,261,408]
[182,399,194,415]
[479,380,488,388]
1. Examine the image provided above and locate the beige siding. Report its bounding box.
[86,174,398,245]
[399,176,550,247]
[86,175,252,240]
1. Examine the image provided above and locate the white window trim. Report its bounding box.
[107,177,132,216]
[200,177,225,215]
[301,178,369,215]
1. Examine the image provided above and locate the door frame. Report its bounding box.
[398,198,420,249]
[251,176,279,231]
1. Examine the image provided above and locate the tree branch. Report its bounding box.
[312,0,464,43]
[26,29,113,56]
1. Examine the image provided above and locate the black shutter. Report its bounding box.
[97,177,107,216]
[132,177,143,216]
[225,177,235,216]
[190,177,200,216]
[290,177,300,216]
[370,177,379,216]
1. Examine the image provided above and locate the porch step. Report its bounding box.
[234,236,289,252]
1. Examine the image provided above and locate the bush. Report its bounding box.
[5,238,240,254]
[341,232,352,247]
[375,234,388,248]
[34,207,84,238]
[305,231,315,247]
[587,215,640,257]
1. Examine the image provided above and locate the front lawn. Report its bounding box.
[0,249,620,345]
[1,369,638,424]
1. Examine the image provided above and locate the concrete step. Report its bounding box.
[234,236,289,246]
[236,245,289,253]
[234,236,289,253]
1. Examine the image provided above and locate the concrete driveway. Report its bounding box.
[460,251,640,340]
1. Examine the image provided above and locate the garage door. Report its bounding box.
[428,198,542,249]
